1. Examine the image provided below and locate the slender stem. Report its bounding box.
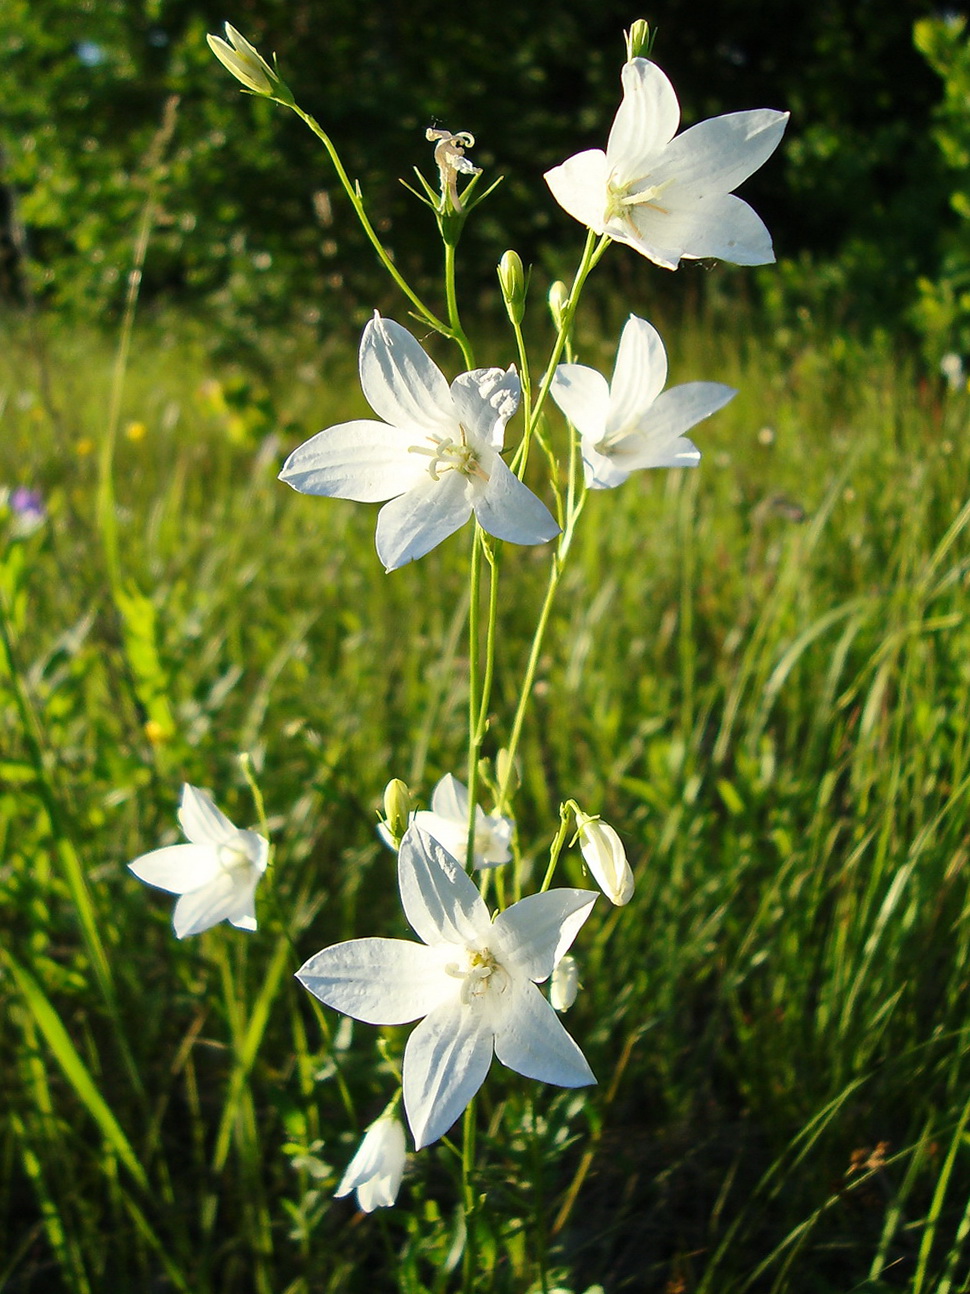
[444,241,475,369]
[465,526,483,871]
[475,539,500,741]
[461,1097,479,1293]
[287,102,455,341]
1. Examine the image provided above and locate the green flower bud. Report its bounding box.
[624,20,654,62]
[207,23,293,103]
[382,778,412,845]
[548,280,569,332]
[497,250,526,325]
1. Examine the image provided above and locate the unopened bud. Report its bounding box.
[624,20,654,62]
[548,280,569,332]
[382,779,412,845]
[551,955,580,1012]
[575,809,634,906]
[497,250,526,325]
[207,23,291,101]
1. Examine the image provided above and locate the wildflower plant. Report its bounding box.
[128,19,787,1288]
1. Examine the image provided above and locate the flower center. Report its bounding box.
[604,174,674,227]
[445,946,510,1005]
[217,843,252,876]
[408,424,490,483]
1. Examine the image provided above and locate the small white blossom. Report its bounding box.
[426,127,481,213]
[128,784,268,938]
[335,1116,407,1212]
[279,315,559,571]
[414,773,513,870]
[206,24,280,96]
[575,812,633,906]
[550,955,580,1012]
[298,825,597,1149]
[551,314,735,489]
[545,58,788,269]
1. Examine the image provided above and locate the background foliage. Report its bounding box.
[2,0,968,357]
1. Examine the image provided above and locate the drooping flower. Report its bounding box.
[279,315,559,571]
[128,784,269,938]
[335,1116,407,1212]
[426,127,481,213]
[414,773,513,870]
[297,825,597,1149]
[575,811,634,906]
[550,955,580,1012]
[545,58,788,269]
[551,314,735,489]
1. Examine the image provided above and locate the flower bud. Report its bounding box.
[548,280,569,332]
[624,20,653,62]
[575,810,634,906]
[207,24,291,100]
[335,1116,407,1212]
[550,955,579,1012]
[382,779,413,846]
[497,251,526,325]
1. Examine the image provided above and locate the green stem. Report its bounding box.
[444,241,475,369]
[465,526,483,871]
[461,1097,479,1293]
[288,102,455,341]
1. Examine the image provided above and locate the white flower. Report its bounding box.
[335,1116,407,1212]
[575,812,633,906]
[206,23,279,96]
[297,825,597,1149]
[279,315,559,571]
[551,314,735,489]
[414,773,513,870]
[550,955,579,1012]
[545,58,788,269]
[128,784,269,938]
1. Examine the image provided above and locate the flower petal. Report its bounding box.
[618,382,735,464]
[375,470,471,571]
[178,784,240,848]
[278,420,419,502]
[656,109,789,200]
[544,150,610,234]
[403,995,494,1148]
[336,1118,407,1212]
[473,456,560,547]
[581,442,635,490]
[359,315,455,438]
[128,843,221,895]
[297,937,454,1024]
[606,316,668,434]
[398,825,490,948]
[492,888,597,983]
[450,368,520,450]
[493,977,595,1087]
[172,872,241,938]
[606,59,680,175]
[550,364,611,443]
[226,874,260,930]
[429,773,469,822]
[677,193,777,265]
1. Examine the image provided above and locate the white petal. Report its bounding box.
[398,826,490,948]
[492,888,597,983]
[606,316,668,434]
[582,442,634,490]
[604,213,686,271]
[674,193,777,265]
[473,456,560,547]
[226,873,260,930]
[450,368,520,450]
[278,420,419,502]
[403,996,494,1148]
[375,470,471,571]
[615,382,734,466]
[429,773,468,823]
[656,109,789,200]
[297,937,454,1024]
[412,810,468,864]
[178,784,240,847]
[359,315,456,438]
[607,59,680,176]
[550,364,611,442]
[493,978,595,1087]
[544,150,610,233]
[336,1118,406,1212]
[172,872,241,938]
[128,843,221,895]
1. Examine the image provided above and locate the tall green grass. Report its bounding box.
[2,311,969,1292]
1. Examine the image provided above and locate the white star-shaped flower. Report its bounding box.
[128,784,269,938]
[335,1115,407,1212]
[545,58,788,269]
[551,314,735,489]
[297,825,597,1149]
[413,773,513,870]
[279,314,559,571]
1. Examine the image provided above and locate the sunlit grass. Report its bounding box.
[2,311,970,1292]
